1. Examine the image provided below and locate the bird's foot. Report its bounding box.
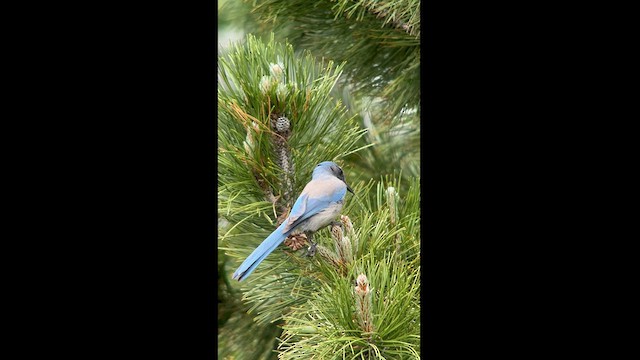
[307,243,318,256]
[305,232,317,256]
[306,241,317,257]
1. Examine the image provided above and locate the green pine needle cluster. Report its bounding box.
[279,254,420,359]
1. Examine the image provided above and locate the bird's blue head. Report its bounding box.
[313,161,354,194]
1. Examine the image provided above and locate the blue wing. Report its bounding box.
[283,185,346,232]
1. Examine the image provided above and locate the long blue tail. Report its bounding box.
[232,222,289,281]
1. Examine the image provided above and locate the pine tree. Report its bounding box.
[218,1,420,358]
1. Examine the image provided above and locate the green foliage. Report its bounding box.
[218,251,282,360]
[343,176,421,266]
[246,0,420,116]
[218,0,259,42]
[279,255,420,359]
[336,91,420,196]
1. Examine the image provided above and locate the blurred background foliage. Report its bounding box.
[218,1,420,358]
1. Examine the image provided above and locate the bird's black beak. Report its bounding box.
[347,184,354,194]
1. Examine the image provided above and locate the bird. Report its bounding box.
[232,161,354,281]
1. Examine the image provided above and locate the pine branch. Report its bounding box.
[331,0,421,38]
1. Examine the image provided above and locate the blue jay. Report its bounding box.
[232,161,354,281]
